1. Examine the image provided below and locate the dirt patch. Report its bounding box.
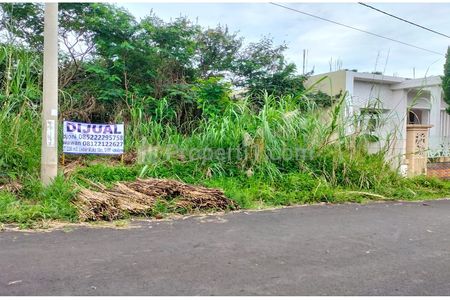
[1,219,141,233]
[73,178,238,221]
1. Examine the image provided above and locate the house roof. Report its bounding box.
[309,70,441,89]
[390,76,441,90]
[350,71,405,84]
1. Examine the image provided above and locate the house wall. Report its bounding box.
[440,100,450,140]
[351,80,407,165]
[389,90,409,164]
[304,70,347,96]
[351,81,393,108]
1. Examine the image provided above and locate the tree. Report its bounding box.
[139,14,201,98]
[196,25,242,77]
[0,3,312,125]
[443,47,450,114]
[0,3,44,48]
[232,37,305,103]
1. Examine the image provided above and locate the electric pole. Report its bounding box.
[40,3,58,185]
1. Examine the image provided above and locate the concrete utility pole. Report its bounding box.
[40,3,59,185]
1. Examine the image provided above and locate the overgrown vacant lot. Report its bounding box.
[2,92,450,227]
[1,3,450,228]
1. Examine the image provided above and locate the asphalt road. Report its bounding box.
[1,200,450,295]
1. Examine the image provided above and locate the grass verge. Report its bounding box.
[2,162,450,228]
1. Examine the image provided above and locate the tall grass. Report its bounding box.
[0,42,394,191]
[0,101,41,179]
[0,45,42,108]
[132,91,398,191]
[0,45,79,226]
[0,45,42,180]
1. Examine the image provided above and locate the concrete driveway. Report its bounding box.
[1,200,450,295]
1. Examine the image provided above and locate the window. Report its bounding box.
[360,108,383,133]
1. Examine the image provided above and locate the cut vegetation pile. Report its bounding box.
[74,178,238,221]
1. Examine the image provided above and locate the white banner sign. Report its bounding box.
[63,121,124,155]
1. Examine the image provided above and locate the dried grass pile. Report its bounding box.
[0,181,22,194]
[62,159,85,176]
[74,178,238,221]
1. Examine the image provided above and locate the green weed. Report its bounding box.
[0,176,78,226]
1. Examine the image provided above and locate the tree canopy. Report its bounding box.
[0,3,321,126]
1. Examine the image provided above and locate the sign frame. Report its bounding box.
[62,120,125,155]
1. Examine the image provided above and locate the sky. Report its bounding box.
[118,2,450,78]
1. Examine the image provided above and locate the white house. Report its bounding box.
[305,70,447,166]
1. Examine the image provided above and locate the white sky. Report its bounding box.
[118,2,450,78]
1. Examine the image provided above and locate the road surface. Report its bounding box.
[1,200,450,295]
